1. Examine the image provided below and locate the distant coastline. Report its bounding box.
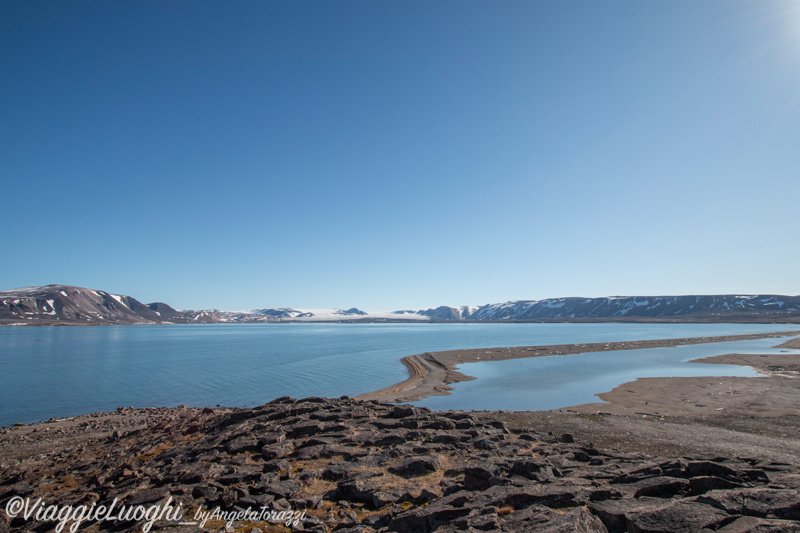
[2,284,800,326]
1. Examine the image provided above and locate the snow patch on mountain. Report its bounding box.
[466,295,800,320]
[2,286,799,325]
[250,307,429,321]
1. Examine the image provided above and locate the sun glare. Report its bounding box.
[741,0,800,74]
[775,0,800,52]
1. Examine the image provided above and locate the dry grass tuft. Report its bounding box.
[59,475,81,490]
[133,441,174,463]
[298,477,336,499]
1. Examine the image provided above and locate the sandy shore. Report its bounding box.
[357,330,800,403]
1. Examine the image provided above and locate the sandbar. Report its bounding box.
[357,331,800,461]
[357,330,800,403]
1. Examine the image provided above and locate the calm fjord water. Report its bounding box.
[0,323,795,426]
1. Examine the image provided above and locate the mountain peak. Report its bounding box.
[2,286,799,325]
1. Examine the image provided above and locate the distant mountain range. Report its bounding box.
[1,285,799,325]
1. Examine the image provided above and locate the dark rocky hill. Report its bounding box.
[1,397,798,532]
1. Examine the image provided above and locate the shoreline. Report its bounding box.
[2,338,799,531]
[356,330,800,403]
[5,317,800,327]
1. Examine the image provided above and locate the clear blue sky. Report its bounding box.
[3,1,799,311]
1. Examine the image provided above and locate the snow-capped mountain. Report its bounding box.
[401,305,480,320]
[0,286,423,325]
[0,285,172,325]
[250,308,368,320]
[464,295,800,321]
[2,285,799,325]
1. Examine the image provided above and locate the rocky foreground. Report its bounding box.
[1,397,799,532]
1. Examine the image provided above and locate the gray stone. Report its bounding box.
[125,488,169,506]
[626,500,731,533]
[717,516,800,533]
[388,455,441,478]
[259,480,302,499]
[225,436,259,454]
[631,476,691,498]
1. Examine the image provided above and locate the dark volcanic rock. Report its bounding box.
[625,500,731,533]
[1,396,798,533]
[717,516,800,532]
[388,455,441,478]
[124,487,169,506]
[697,488,800,520]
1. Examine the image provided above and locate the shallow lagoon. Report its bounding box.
[0,322,796,426]
[414,337,800,411]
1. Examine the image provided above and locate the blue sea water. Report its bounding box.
[0,322,797,426]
